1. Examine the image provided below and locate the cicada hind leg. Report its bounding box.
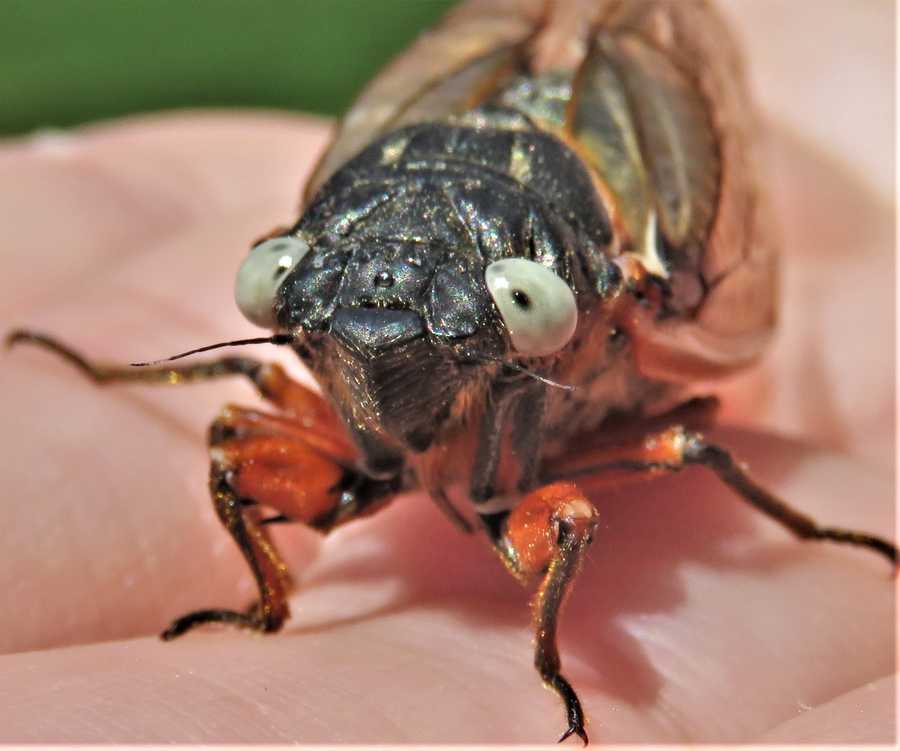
[547,397,897,567]
[6,329,400,637]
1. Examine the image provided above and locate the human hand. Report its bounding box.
[0,1,893,743]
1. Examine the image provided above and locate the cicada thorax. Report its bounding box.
[280,111,623,480]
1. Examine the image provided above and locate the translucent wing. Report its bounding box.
[563,0,777,377]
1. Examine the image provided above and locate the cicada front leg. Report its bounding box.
[164,403,398,639]
[6,330,400,637]
[484,481,600,745]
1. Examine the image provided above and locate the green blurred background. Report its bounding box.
[0,0,456,136]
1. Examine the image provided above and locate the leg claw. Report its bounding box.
[558,722,589,745]
[160,608,257,641]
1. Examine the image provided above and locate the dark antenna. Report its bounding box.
[130,333,293,366]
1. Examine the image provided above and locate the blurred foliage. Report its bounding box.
[0,0,456,135]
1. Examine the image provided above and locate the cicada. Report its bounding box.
[8,0,896,744]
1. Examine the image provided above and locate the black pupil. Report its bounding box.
[511,289,531,310]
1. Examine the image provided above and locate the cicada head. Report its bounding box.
[234,135,605,479]
[267,231,505,479]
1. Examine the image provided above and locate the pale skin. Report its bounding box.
[0,1,894,743]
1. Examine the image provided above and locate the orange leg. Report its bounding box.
[162,402,398,640]
[494,481,599,745]
[163,405,399,639]
[546,420,897,566]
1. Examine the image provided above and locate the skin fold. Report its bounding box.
[0,0,893,743]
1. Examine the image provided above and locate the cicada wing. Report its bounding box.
[303,0,544,203]
[566,0,777,376]
[567,3,723,287]
[598,0,762,282]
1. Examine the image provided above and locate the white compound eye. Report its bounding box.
[235,236,310,328]
[485,258,577,357]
